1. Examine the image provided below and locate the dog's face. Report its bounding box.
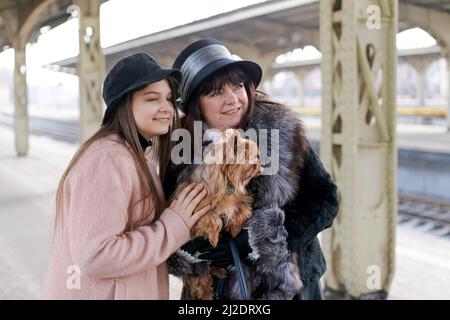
[204,130,262,194]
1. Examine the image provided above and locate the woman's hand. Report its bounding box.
[170,182,210,229]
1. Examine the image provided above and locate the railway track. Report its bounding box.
[398,194,450,238]
[0,114,79,143]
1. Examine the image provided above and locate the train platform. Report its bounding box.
[301,116,450,155]
[0,123,449,300]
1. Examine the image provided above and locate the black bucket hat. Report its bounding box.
[102,52,181,124]
[173,38,262,112]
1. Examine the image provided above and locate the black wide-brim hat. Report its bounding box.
[173,38,262,112]
[102,52,181,124]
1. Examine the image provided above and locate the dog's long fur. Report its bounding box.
[170,130,262,300]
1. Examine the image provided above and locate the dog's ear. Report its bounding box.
[224,130,243,156]
[228,139,262,193]
[227,166,246,194]
[204,139,227,165]
[235,139,257,164]
[204,162,228,196]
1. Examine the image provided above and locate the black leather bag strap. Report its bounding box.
[230,238,250,299]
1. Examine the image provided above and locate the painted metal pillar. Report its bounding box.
[407,58,433,108]
[75,0,105,143]
[259,55,278,96]
[13,44,29,156]
[320,0,398,299]
[295,69,307,107]
[155,56,175,70]
[447,56,450,131]
[262,70,274,96]
[417,62,427,107]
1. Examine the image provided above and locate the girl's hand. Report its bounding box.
[170,183,210,229]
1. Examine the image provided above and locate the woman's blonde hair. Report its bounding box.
[55,77,180,233]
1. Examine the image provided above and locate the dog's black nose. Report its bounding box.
[219,213,228,224]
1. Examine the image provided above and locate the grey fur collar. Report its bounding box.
[244,103,309,208]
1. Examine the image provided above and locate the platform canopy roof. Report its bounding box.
[1,0,450,71]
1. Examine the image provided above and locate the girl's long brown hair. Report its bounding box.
[55,77,180,233]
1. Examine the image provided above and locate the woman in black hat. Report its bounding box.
[165,39,339,300]
[44,52,210,299]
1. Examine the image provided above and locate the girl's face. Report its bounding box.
[199,82,248,131]
[131,79,174,139]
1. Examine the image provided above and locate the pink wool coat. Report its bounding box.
[43,135,190,299]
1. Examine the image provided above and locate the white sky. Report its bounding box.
[396,27,436,50]
[0,0,439,87]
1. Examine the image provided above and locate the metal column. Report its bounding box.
[406,58,434,108]
[447,56,450,131]
[13,45,29,156]
[417,62,427,107]
[76,0,105,142]
[295,69,307,107]
[320,0,398,299]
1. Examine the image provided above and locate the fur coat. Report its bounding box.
[164,102,339,300]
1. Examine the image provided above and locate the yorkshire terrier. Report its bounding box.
[171,129,262,300]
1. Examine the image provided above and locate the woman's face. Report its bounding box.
[131,79,174,139]
[199,82,248,131]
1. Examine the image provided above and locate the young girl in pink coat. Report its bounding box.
[43,52,209,300]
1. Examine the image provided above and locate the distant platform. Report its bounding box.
[303,118,450,154]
